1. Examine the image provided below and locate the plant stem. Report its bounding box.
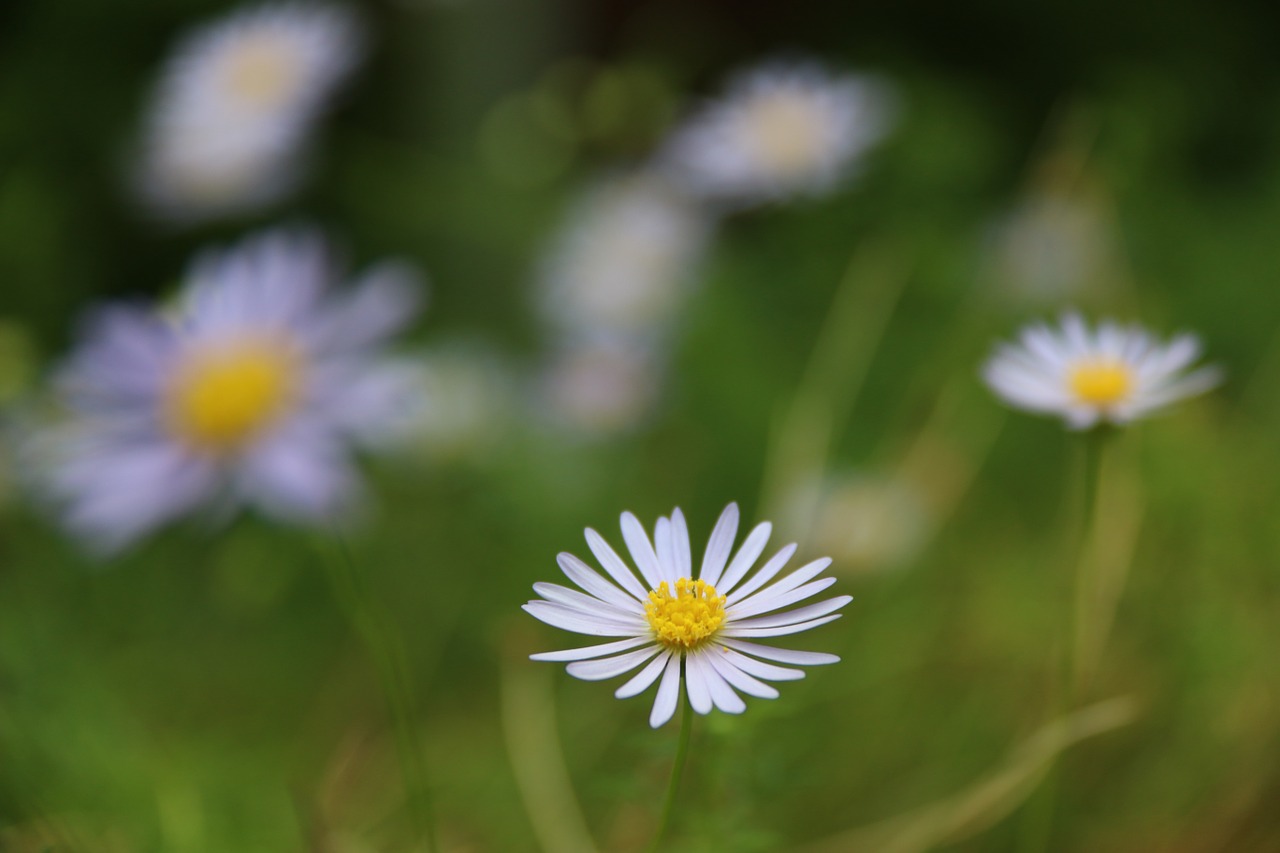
[647,662,693,853]
[325,533,438,852]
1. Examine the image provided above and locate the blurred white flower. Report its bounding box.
[536,172,712,341]
[982,313,1221,429]
[524,503,848,728]
[136,3,363,223]
[809,471,931,573]
[657,60,896,206]
[987,192,1115,304]
[30,228,424,553]
[407,341,515,461]
[540,339,662,436]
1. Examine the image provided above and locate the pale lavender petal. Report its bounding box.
[649,655,683,728]
[566,646,662,681]
[691,651,745,713]
[698,502,739,587]
[522,601,645,637]
[720,639,840,666]
[684,653,713,714]
[557,552,646,611]
[723,543,798,606]
[584,528,651,601]
[707,651,780,699]
[729,594,852,629]
[721,613,843,638]
[530,637,652,662]
[531,582,643,622]
[617,650,673,699]
[621,511,665,589]
[716,521,773,594]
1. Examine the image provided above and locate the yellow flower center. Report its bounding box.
[743,93,826,177]
[1068,360,1134,407]
[645,578,726,650]
[165,339,297,452]
[223,37,302,110]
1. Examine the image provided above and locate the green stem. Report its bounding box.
[325,533,438,852]
[648,663,693,853]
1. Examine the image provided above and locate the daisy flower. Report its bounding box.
[539,338,663,436]
[982,313,1221,429]
[656,60,896,206]
[536,172,713,341]
[30,228,424,553]
[136,3,362,222]
[524,503,850,728]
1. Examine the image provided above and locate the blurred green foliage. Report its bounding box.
[3,0,1280,851]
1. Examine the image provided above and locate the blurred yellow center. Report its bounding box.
[224,38,300,108]
[645,578,726,650]
[166,341,297,452]
[744,94,825,175]
[1069,361,1134,406]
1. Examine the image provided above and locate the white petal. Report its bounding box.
[716,646,804,681]
[716,522,774,594]
[617,650,673,699]
[621,511,665,589]
[530,637,652,662]
[531,582,641,621]
[556,552,646,611]
[691,651,745,713]
[566,646,662,681]
[706,651,780,698]
[729,594,852,629]
[649,655,683,728]
[698,502,739,587]
[684,654,713,714]
[584,528,651,601]
[728,559,834,612]
[723,543,798,606]
[655,516,679,586]
[720,638,841,666]
[522,601,646,637]
[670,508,692,579]
[722,613,843,638]
[729,577,840,621]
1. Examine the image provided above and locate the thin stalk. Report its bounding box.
[647,664,693,853]
[324,533,438,852]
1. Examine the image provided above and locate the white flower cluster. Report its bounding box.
[136,3,363,223]
[534,58,897,436]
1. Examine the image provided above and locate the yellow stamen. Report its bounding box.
[165,339,297,452]
[1068,361,1134,407]
[645,578,726,650]
[744,93,826,176]
[223,37,300,109]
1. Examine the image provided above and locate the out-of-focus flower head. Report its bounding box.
[982,312,1221,430]
[808,471,931,574]
[29,228,424,554]
[656,59,896,208]
[136,3,363,223]
[539,339,663,437]
[535,172,713,342]
[524,503,849,727]
[986,191,1116,305]
[406,340,515,462]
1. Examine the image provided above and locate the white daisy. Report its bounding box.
[136,3,363,222]
[536,172,713,341]
[524,503,850,728]
[982,313,1221,429]
[30,228,424,553]
[656,60,896,206]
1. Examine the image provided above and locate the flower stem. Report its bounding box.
[324,533,438,852]
[647,662,693,853]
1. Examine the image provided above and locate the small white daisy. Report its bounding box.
[656,60,896,206]
[136,3,362,222]
[30,228,424,553]
[524,503,850,728]
[536,172,712,341]
[982,313,1221,429]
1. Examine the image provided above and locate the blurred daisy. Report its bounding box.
[987,191,1115,305]
[539,339,662,436]
[656,60,896,206]
[536,172,712,340]
[136,3,362,222]
[31,228,424,553]
[982,313,1221,429]
[524,503,849,728]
